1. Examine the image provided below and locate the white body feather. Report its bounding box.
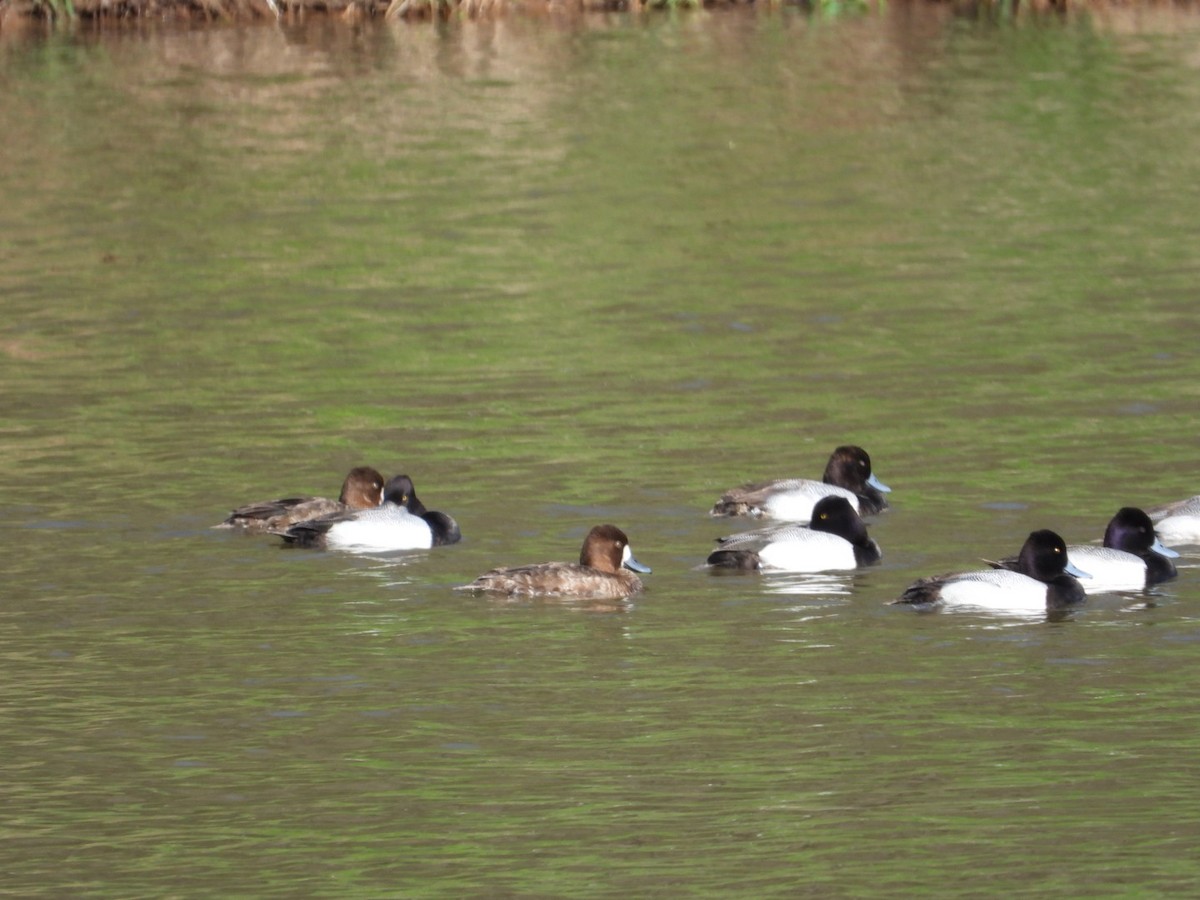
[324,504,433,552]
[1064,546,1147,593]
[758,481,860,522]
[926,569,1059,614]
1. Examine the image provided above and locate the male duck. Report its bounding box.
[710,444,891,522]
[455,524,650,600]
[215,466,385,533]
[274,474,460,552]
[1146,494,1200,546]
[707,496,881,573]
[895,529,1089,614]
[989,507,1177,593]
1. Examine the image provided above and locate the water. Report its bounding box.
[3,6,1200,895]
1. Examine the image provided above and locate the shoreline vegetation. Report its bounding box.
[4,0,1194,24]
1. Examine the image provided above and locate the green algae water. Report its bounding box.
[3,6,1200,895]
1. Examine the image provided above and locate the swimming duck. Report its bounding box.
[988,507,1177,593]
[455,524,650,600]
[710,444,891,522]
[707,495,881,572]
[274,474,460,551]
[214,466,386,533]
[895,529,1089,614]
[1146,494,1200,546]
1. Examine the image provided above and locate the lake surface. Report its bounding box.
[3,4,1200,895]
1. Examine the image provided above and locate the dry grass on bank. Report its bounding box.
[0,0,1194,25]
[6,0,703,21]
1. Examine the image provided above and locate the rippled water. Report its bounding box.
[3,5,1200,895]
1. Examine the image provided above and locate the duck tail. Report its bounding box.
[423,512,463,546]
[893,579,942,605]
[270,522,327,549]
[982,557,1017,571]
[706,549,762,570]
[709,500,760,518]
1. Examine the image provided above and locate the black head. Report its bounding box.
[1012,531,1087,611]
[1102,507,1157,554]
[383,474,427,514]
[809,495,870,546]
[1104,506,1178,583]
[1014,530,1076,581]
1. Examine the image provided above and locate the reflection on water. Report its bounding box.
[910,603,1077,625]
[4,4,1200,896]
[760,571,857,598]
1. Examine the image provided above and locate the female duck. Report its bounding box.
[456,524,651,600]
[710,444,891,522]
[895,529,1089,614]
[990,507,1177,593]
[1146,494,1200,546]
[274,474,460,552]
[707,496,881,573]
[215,466,385,533]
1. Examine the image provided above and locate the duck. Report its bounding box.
[894,529,1089,614]
[706,495,881,573]
[455,524,650,600]
[1145,494,1200,546]
[214,466,386,533]
[987,507,1177,593]
[273,474,460,552]
[710,444,891,522]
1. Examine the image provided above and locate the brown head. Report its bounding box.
[822,445,890,513]
[822,446,873,488]
[579,524,652,575]
[339,466,386,509]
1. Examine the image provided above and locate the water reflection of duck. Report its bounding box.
[456,525,650,600]
[710,444,891,522]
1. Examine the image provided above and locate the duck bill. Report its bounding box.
[1151,537,1181,558]
[867,474,892,493]
[624,555,652,574]
[1065,560,1090,579]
